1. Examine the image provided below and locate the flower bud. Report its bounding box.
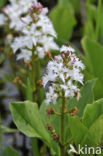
[13,77,20,85]
[45,51,51,59]
[75,89,81,101]
[46,124,55,133]
[25,61,31,69]
[52,133,59,141]
[37,80,43,87]
[46,107,55,118]
[69,107,79,116]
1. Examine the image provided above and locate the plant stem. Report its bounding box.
[31,138,39,156]
[36,59,42,106]
[60,97,65,156]
[30,52,39,156]
[95,0,102,41]
[31,51,36,101]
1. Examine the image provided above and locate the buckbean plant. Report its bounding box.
[1,0,103,156]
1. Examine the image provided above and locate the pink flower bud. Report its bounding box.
[38,2,43,9]
[33,1,38,8]
[54,56,58,61]
[67,50,70,55]
[33,13,36,19]
[29,7,33,14]
[61,53,65,59]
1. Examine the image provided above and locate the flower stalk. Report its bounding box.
[36,59,42,105]
[31,51,36,101]
[60,96,66,156]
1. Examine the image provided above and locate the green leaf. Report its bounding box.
[100,11,103,44]
[68,0,80,13]
[68,116,93,155]
[81,36,103,99]
[10,101,50,141]
[66,80,95,117]
[68,115,88,145]
[0,0,6,8]
[3,147,19,156]
[10,101,59,154]
[81,99,103,146]
[69,99,103,148]
[83,4,97,39]
[58,0,74,13]
[83,99,103,127]
[49,5,76,42]
[81,36,103,78]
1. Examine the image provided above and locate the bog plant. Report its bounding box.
[0,0,103,156]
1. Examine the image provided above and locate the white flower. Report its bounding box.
[41,8,48,15]
[36,47,45,59]
[42,45,85,105]
[16,15,32,31]
[11,36,33,52]
[36,14,57,37]
[0,14,7,26]
[43,70,57,88]
[3,0,34,29]
[11,0,59,61]
[45,87,58,105]
[39,36,59,52]
[60,45,75,53]
[71,68,84,84]
[17,49,32,62]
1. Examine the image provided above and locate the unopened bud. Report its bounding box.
[37,80,43,87]
[67,50,70,55]
[33,13,36,19]
[75,89,81,101]
[52,133,59,141]
[61,53,65,59]
[46,124,55,133]
[46,107,55,118]
[25,61,31,69]
[45,51,51,59]
[69,107,79,116]
[54,56,58,61]
[13,77,20,85]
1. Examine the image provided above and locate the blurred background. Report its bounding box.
[0,0,103,155]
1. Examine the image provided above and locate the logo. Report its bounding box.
[68,144,102,155]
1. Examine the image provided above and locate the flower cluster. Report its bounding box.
[11,0,59,62]
[0,0,34,29]
[42,45,85,105]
